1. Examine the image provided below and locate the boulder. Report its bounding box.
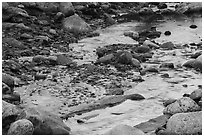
[160,63,174,69]
[2,92,21,105]
[115,51,133,65]
[63,14,92,34]
[59,2,75,17]
[2,73,15,91]
[143,40,160,49]
[2,101,22,134]
[7,119,34,135]
[104,124,145,135]
[189,89,202,101]
[191,51,202,59]
[135,45,151,53]
[95,54,114,64]
[163,97,201,115]
[160,42,175,50]
[2,82,12,94]
[166,111,202,135]
[183,55,202,71]
[131,58,141,68]
[104,13,116,25]
[3,37,25,49]
[17,107,71,135]
[32,55,58,66]
[163,99,177,107]
[56,54,73,66]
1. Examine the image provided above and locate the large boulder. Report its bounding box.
[163,97,201,115]
[160,42,175,50]
[17,107,70,135]
[59,2,75,17]
[7,119,34,135]
[2,101,22,134]
[56,54,73,66]
[115,51,133,65]
[104,124,145,135]
[189,88,202,101]
[183,55,202,71]
[63,14,92,34]
[165,111,202,135]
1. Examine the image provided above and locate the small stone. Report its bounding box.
[163,99,177,107]
[157,3,168,9]
[49,29,57,35]
[160,42,175,50]
[164,31,171,36]
[95,54,114,64]
[7,119,34,135]
[116,51,133,65]
[131,58,141,68]
[161,73,169,78]
[189,25,197,29]
[160,63,174,69]
[21,33,33,39]
[189,89,202,101]
[135,45,151,53]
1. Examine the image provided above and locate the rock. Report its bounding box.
[2,92,21,105]
[3,60,22,73]
[54,12,65,22]
[163,97,201,115]
[135,115,170,133]
[139,7,154,15]
[59,2,75,17]
[190,24,197,29]
[143,40,160,49]
[7,119,34,135]
[2,101,22,134]
[95,54,114,64]
[49,29,57,35]
[107,88,124,95]
[142,67,159,73]
[20,33,33,39]
[126,94,145,101]
[124,31,139,40]
[160,63,174,69]
[164,31,171,36]
[131,58,141,68]
[56,54,73,66]
[17,107,71,135]
[32,55,57,66]
[165,111,202,135]
[183,55,202,71]
[135,45,150,53]
[157,3,167,9]
[175,2,202,14]
[191,51,202,59]
[104,13,116,25]
[115,51,133,65]
[163,99,177,107]
[34,74,47,81]
[160,42,175,50]
[160,73,170,78]
[2,82,12,94]
[3,37,25,49]
[63,14,92,34]
[104,124,145,135]
[96,47,107,58]
[2,73,15,91]
[189,89,202,101]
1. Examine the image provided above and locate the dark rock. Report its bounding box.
[17,107,71,135]
[135,115,170,133]
[7,119,34,135]
[160,73,170,78]
[142,67,159,73]
[175,2,202,14]
[160,63,174,69]
[54,12,65,22]
[157,3,167,9]
[190,24,197,29]
[104,13,116,25]
[131,58,141,68]
[3,60,22,73]
[95,54,114,64]
[104,124,145,135]
[115,51,133,65]
[63,14,92,34]
[189,89,202,101]
[34,74,47,81]
[107,88,124,95]
[2,82,12,94]
[2,73,15,91]
[2,92,21,105]
[135,45,150,53]
[3,37,25,49]
[160,42,175,50]
[164,31,171,36]
[126,94,145,101]
[165,111,202,135]
[56,54,73,66]
[183,55,202,71]
[163,97,201,115]
[163,99,177,107]
[59,2,75,17]
[191,51,202,59]
[32,55,58,66]
[96,47,108,58]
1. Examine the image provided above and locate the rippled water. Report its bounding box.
[67,14,202,134]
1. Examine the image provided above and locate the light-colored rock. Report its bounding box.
[8,119,34,135]
[104,124,145,135]
[96,54,114,64]
[63,14,92,34]
[143,40,160,49]
[59,2,75,17]
[166,111,202,135]
[132,58,141,68]
[2,73,15,91]
[163,97,201,115]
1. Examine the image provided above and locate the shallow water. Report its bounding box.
[66,15,202,134]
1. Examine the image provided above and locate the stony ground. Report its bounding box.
[2,2,202,135]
